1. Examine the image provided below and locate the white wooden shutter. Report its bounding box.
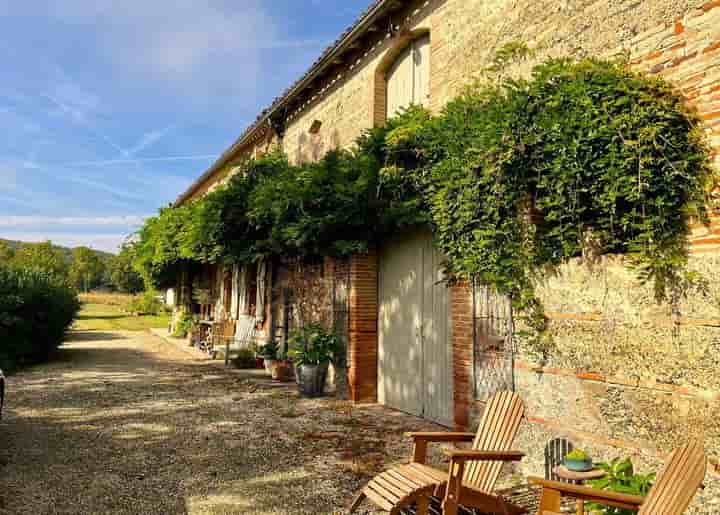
[386,36,431,119]
[412,35,430,107]
[386,45,414,119]
[215,265,225,319]
[256,259,267,323]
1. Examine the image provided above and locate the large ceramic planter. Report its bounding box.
[296,362,329,398]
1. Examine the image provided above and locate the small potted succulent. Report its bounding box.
[288,323,340,397]
[564,448,593,472]
[259,341,279,374]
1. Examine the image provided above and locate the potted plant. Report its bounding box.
[288,323,340,397]
[563,448,593,472]
[272,355,295,382]
[259,341,279,373]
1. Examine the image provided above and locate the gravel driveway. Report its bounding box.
[0,330,445,515]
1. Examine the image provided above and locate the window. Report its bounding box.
[385,34,430,119]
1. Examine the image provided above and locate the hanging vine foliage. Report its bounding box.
[134,57,716,324]
[386,58,715,321]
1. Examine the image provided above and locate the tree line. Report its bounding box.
[0,239,144,293]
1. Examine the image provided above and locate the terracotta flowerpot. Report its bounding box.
[255,357,265,369]
[271,360,294,382]
[263,358,277,374]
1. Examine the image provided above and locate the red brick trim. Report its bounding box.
[526,415,658,455]
[451,281,473,429]
[515,360,720,401]
[347,250,378,403]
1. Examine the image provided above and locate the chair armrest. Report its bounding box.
[407,432,476,464]
[443,449,525,462]
[404,431,476,442]
[529,477,645,510]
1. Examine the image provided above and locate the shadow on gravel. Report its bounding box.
[67,331,130,342]
[0,333,443,515]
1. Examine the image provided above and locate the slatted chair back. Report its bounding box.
[639,441,706,515]
[234,315,257,349]
[214,319,235,337]
[463,391,525,493]
[545,438,574,483]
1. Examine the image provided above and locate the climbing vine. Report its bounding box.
[386,58,714,325]
[134,57,716,332]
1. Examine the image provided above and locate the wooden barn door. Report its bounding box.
[378,230,453,425]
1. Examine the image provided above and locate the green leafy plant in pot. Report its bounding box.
[258,341,279,374]
[288,323,340,397]
[587,457,655,515]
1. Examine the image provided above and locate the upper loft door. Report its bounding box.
[386,34,430,119]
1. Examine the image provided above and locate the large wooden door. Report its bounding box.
[378,230,453,425]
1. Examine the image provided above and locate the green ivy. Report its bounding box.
[134,58,715,333]
[387,58,714,324]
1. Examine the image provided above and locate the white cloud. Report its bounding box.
[63,154,216,167]
[39,1,279,84]
[0,215,148,227]
[128,126,175,156]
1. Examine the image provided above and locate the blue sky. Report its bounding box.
[0,0,371,253]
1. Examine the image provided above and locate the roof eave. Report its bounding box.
[174,0,396,206]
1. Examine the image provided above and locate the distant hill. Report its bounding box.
[0,238,115,262]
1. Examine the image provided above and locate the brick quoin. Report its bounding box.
[451,281,474,429]
[347,250,378,403]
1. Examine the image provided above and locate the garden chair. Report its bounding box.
[224,314,256,366]
[208,319,235,359]
[349,391,526,515]
[530,440,706,515]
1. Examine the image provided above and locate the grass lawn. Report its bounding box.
[74,293,171,332]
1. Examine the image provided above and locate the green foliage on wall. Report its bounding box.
[387,58,714,325]
[134,58,715,329]
[133,109,429,287]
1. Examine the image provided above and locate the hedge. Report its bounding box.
[0,265,80,372]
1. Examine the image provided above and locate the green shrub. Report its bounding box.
[172,311,194,338]
[232,349,257,369]
[0,265,80,372]
[125,290,167,316]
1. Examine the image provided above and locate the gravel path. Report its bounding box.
[0,330,445,515]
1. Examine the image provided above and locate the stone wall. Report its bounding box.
[489,250,720,512]
[279,0,705,163]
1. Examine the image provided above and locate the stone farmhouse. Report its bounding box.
[170,0,720,497]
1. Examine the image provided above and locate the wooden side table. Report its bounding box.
[553,465,606,515]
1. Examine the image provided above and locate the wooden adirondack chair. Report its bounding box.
[530,440,706,515]
[349,391,526,515]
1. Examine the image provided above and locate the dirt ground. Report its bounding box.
[0,330,449,515]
